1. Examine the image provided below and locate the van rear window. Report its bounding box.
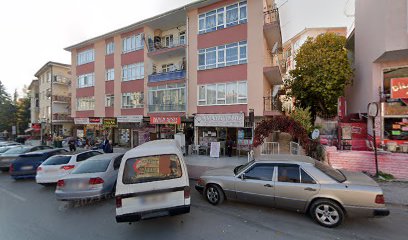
[122,154,182,184]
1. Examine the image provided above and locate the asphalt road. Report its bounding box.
[0,172,407,240]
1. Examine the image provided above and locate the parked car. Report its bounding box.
[115,140,190,223]
[0,141,21,147]
[0,145,20,155]
[10,148,68,179]
[0,145,54,171]
[36,150,103,185]
[55,153,124,201]
[195,155,390,228]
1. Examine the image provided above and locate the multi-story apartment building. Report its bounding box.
[34,62,73,137]
[28,79,40,126]
[346,0,408,146]
[65,0,283,151]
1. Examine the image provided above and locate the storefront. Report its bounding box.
[381,67,408,152]
[116,115,152,148]
[149,116,183,140]
[194,113,252,156]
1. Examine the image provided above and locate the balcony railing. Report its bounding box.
[264,8,279,25]
[52,95,70,102]
[53,76,71,85]
[148,104,186,112]
[264,96,282,112]
[148,70,186,83]
[265,53,286,74]
[147,36,186,53]
[52,114,72,121]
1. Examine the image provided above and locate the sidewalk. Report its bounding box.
[185,155,248,179]
[379,181,408,207]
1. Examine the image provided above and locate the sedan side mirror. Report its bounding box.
[240,173,245,180]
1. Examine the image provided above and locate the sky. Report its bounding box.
[0,0,354,96]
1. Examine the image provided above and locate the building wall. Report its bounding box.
[187,9,199,116]
[346,0,408,114]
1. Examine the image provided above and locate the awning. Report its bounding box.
[374,49,408,63]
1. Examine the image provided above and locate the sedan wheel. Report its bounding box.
[205,184,224,205]
[310,200,344,228]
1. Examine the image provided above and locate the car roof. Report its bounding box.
[25,148,65,155]
[125,140,181,158]
[87,153,123,161]
[255,154,316,165]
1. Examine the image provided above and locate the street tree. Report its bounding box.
[285,32,353,123]
[0,81,14,133]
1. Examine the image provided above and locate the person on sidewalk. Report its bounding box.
[68,137,76,152]
[104,140,113,153]
[226,137,234,157]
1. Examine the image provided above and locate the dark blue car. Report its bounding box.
[10,148,68,180]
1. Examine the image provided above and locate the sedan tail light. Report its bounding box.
[37,167,42,172]
[116,196,122,208]
[60,165,75,171]
[57,180,65,188]
[9,164,14,173]
[375,194,385,204]
[89,177,104,185]
[184,186,191,199]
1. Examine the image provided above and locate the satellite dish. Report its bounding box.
[272,42,278,54]
[311,129,320,140]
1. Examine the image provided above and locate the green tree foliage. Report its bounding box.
[0,81,14,133]
[285,33,353,123]
[289,107,313,134]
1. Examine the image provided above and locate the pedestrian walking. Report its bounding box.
[226,137,234,157]
[68,137,76,152]
[104,140,113,153]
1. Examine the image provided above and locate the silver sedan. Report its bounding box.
[195,155,389,228]
[55,153,123,201]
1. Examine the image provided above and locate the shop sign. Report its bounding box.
[74,118,89,125]
[32,123,41,131]
[117,115,143,123]
[194,113,245,128]
[88,117,102,125]
[103,117,118,127]
[391,78,408,99]
[150,116,181,125]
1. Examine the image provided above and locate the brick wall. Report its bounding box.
[325,146,408,180]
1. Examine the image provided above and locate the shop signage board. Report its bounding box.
[88,117,102,125]
[32,123,41,131]
[117,115,143,123]
[210,142,220,158]
[103,117,118,127]
[194,113,245,128]
[74,118,90,125]
[150,116,181,125]
[391,78,408,99]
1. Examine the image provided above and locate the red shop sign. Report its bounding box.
[88,117,102,124]
[150,116,181,125]
[391,78,408,99]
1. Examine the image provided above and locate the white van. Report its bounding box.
[115,140,190,222]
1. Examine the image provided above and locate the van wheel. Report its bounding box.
[205,184,224,205]
[310,199,344,228]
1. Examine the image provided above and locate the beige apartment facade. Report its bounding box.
[34,62,73,137]
[346,0,408,145]
[65,0,283,151]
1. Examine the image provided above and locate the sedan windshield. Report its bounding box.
[72,159,111,174]
[2,147,30,155]
[234,160,255,175]
[43,156,71,166]
[314,161,346,182]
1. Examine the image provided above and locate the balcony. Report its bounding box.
[263,8,282,52]
[264,96,283,116]
[52,113,73,123]
[264,53,284,85]
[148,104,186,113]
[52,95,70,103]
[52,76,71,85]
[148,70,186,84]
[147,36,186,59]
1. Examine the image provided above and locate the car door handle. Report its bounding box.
[304,187,317,191]
[264,184,273,188]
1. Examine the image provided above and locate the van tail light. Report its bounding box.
[184,186,191,199]
[89,177,104,185]
[37,167,42,172]
[57,180,65,188]
[116,196,122,208]
[9,164,14,173]
[60,165,75,171]
[375,194,385,204]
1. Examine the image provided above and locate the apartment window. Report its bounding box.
[121,92,144,108]
[106,69,114,81]
[122,34,144,53]
[77,73,95,88]
[162,64,175,73]
[198,41,247,70]
[47,72,51,82]
[163,35,174,48]
[148,84,186,112]
[77,49,95,65]
[122,63,144,81]
[198,81,247,106]
[179,31,186,45]
[77,97,95,111]
[105,94,114,107]
[106,42,114,55]
[198,1,247,34]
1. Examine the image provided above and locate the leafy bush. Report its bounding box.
[289,107,313,134]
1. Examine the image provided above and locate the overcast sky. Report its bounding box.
[0,0,354,96]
